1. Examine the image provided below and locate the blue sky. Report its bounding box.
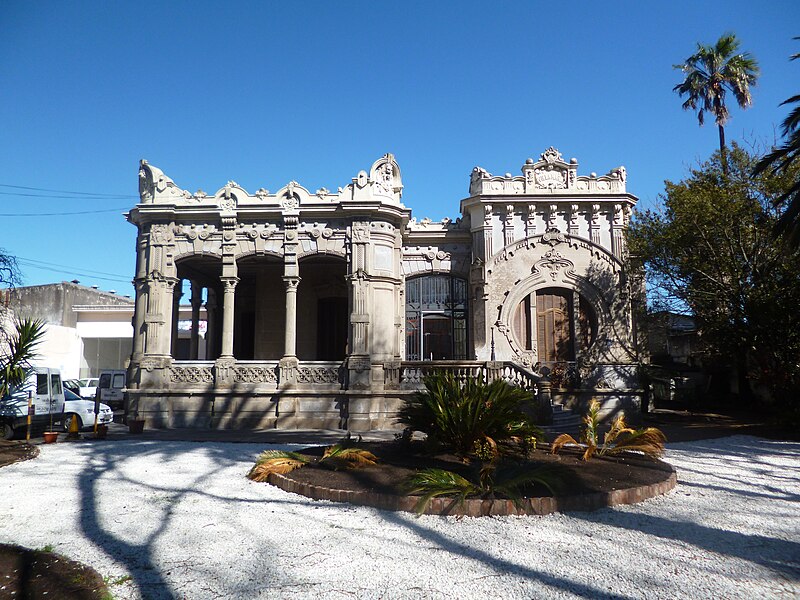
[1,1,797,298]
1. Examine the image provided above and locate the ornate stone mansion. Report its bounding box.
[127,147,642,429]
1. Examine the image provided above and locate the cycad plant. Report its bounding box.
[397,371,542,460]
[551,399,666,461]
[247,443,379,483]
[403,461,566,515]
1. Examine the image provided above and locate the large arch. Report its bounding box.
[297,254,349,361]
[234,254,285,360]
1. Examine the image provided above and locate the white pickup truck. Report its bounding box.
[0,367,66,439]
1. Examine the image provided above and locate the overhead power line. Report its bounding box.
[0,206,130,216]
[0,183,138,198]
[16,257,131,284]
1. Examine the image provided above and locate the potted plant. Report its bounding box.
[127,411,145,434]
[43,392,59,443]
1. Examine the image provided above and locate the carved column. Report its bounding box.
[568,204,580,237]
[220,277,238,358]
[131,278,148,360]
[204,288,218,360]
[503,205,515,246]
[171,279,183,357]
[589,204,601,246]
[282,276,300,358]
[190,281,202,359]
[611,203,626,260]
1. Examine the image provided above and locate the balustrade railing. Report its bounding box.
[397,360,541,391]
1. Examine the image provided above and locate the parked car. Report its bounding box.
[77,377,99,399]
[97,370,125,411]
[61,388,113,431]
[63,379,82,395]
[0,367,66,440]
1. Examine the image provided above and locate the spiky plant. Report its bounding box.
[319,444,379,471]
[247,444,379,482]
[403,461,566,515]
[247,450,310,482]
[551,399,666,461]
[397,371,543,460]
[0,318,45,398]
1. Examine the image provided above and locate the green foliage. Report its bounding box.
[551,400,666,461]
[753,38,800,248]
[403,461,566,514]
[397,371,543,459]
[0,318,46,398]
[673,33,759,169]
[627,145,800,404]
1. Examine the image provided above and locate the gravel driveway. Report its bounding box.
[0,435,797,599]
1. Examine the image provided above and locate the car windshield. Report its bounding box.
[64,389,82,401]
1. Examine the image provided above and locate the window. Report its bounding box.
[405,274,468,360]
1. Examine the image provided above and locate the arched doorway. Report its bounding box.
[405,274,469,360]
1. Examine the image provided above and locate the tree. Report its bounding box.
[753,38,800,248]
[0,317,46,398]
[673,33,759,173]
[627,144,800,405]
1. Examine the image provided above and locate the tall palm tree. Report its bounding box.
[753,38,800,249]
[674,33,759,173]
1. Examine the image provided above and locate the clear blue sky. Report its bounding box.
[1,1,797,298]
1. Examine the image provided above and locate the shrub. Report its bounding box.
[397,371,542,460]
[551,399,666,461]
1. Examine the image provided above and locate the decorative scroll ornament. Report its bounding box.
[536,248,574,281]
[297,367,340,384]
[540,147,564,164]
[282,181,300,211]
[541,227,567,246]
[219,184,237,212]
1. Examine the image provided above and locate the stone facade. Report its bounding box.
[126,148,642,429]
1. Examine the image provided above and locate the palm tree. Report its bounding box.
[674,33,759,173]
[753,38,800,248]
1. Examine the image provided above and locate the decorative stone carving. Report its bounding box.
[232,366,278,383]
[169,366,213,384]
[535,165,567,189]
[542,227,567,246]
[536,248,574,281]
[150,224,173,245]
[282,181,300,211]
[297,367,340,384]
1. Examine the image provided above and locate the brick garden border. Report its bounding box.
[267,464,677,517]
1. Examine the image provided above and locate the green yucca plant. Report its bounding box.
[403,461,567,514]
[397,371,543,460]
[0,318,46,398]
[247,443,379,482]
[551,399,667,461]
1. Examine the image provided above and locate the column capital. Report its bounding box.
[221,277,239,292]
[282,275,301,291]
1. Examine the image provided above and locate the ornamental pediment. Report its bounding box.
[468,147,628,196]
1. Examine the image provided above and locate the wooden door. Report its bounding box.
[536,290,573,362]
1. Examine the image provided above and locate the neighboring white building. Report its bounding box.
[128,148,643,430]
[5,282,203,380]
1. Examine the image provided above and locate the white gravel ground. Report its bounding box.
[0,435,797,599]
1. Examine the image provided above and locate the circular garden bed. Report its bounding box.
[263,441,677,517]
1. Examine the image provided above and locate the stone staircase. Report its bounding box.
[540,402,582,440]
